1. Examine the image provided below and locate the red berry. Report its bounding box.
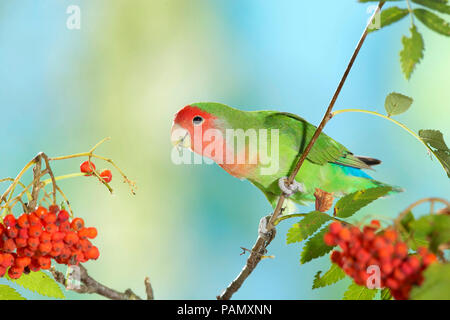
[99,169,112,183]
[370,220,381,228]
[3,214,16,227]
[38,242,52,255]
[29,225,43,237]
[338,228,351,242]
[6,226,19,238]
[28,213,41,227]
[8,266,23,279]
[52,241,64,253]
[329,222,342,235]
[85,246,100,260]
[423,253,437,266]
[51,232,65,242]
[45,223,58,233]
[35,206,48,219]
[384,229,397,242]
[1,253,14,267]
[15,256,31,268]
[80,160,96,174]
[71,218,84,231]
[29,260,41,272]
[64,232,79,246]
[40,231,52,243]
[48,204,60,214]
[59,221,71,233]
[17,214,30,228]
[394,243,408,258]
[86,227,98,239]
[18,228,29,239]
[15,238,28,248]
[43,213,57,224]
[57,210,70,222]
[324,233,335,246]
[79,239,93,251]
[3,238,16,252]
[78,228,89,239]
[27,237,40,248]
[386,278,399,290]
[38,256,51,269]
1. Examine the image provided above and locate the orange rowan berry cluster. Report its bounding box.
[324,220,437,300]
[0,205,99,279]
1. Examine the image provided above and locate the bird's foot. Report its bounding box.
[278,177,305,197]
[258,215,276,242]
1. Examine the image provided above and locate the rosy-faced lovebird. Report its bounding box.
[171,102,401,208]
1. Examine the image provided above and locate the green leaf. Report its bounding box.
[286,211,332,244]
[368,7,410,33]
[410,214,450,251]
[300,226,334,264]
[412,0,450,15]
[334,187,392,218]
[313,263,346,289]
[381,288,393,300]
[0,285,26,300]
[385,92,414,116]
[410,263,450,299]
[414,8,450,36]
[6,271,65,299]
[343,282,378,300]
[419,129,450,178]
[419,129,449,150]
[400,26,424,80]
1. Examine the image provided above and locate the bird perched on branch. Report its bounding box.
[171,102,401,209]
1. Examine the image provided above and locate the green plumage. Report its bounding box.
[190,102,400,208]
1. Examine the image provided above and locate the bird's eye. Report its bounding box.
[192,116,204,126]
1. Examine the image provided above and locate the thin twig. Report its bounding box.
[396,197,450,223]
[144,277,154,300]
[217,1,386,300]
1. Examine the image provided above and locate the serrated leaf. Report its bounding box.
[385,92,414,116]
[0,285,26,300]
[313,263,346,289]
[410,214,450,251]
[412,0,450,15]
[419,129,449,150]
[410,263,450,299]
[419,129,450,178]
[334,187,392,218]
[286,211,332,244]
[414,8,450,36]
[381,288,393,300]
[300,226,334,264]
[368,7,410,33]
[343,282,378,300]
[400,26,424,80]
[7,271,65,299]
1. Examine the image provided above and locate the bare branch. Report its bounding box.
[50,265,144,300]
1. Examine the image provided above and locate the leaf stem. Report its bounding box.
[42,173,85,186]
[331,108,446,172]
[406,0,415,27]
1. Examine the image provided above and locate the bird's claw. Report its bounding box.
[278,177,305,197]
[258,215,276,242]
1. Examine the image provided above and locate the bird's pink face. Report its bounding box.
[171,105,219,155]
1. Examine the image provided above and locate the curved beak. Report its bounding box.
[171,123,191,149]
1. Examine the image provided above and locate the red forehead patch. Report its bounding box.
[173,105,216,129]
